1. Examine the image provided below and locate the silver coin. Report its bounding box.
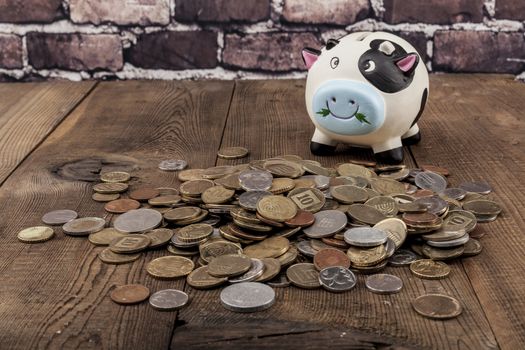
[62,217,106,236]
[42,209,78,225]
[303,210,347,238]
[158,159,187,171]
[414,196,448,215]
[343,227,388,247]
[296,240,318,258]
[365,273,403,294]
[459,181,492,194]
[238,190,272,211]
[267,272,291,288]
[149,289,189,310]
[229,258,265,283]
[475,214,499,222]
[384,238,396,258]
[415,171,447,193]
[220,282,275,312]
[114,208,163,233]
[426,233,470,248]
[300,175,331,190]
[441,188,467,200]
[238,170,273,191]
[318,266,357,293]
[388,249,419,266]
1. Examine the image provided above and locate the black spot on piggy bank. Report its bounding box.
[302,32,429,164]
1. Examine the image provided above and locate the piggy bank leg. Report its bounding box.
[372,138,404,164]
[402,124,421,146]
[310,128,337,155]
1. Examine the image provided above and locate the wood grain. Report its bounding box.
[0,80,234,349]
[171,80,497,349]
[0,81,96,185]
[410,74,525,350]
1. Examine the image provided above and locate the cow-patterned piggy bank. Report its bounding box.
[302,31,429,164]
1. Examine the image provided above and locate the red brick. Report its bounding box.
[433,31,525,73]
[0,0,63,23]
[0,34,23,69]
[126,31,218,69]
[223,33,321,72]
[495,0,525,21]
[70,0,169,25]
[383,0,484,24]
[27,33,123,71]
[282,0,369,25]
[175,0,270,23]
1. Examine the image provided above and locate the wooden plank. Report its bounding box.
[410,74,525,350]
[0,80,235,349]
[171,79,498,349]
[0,81,96,185]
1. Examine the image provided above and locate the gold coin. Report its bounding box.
[370,178,405,195]
[347,244,387,267]
[244,236,290,259]
[269,178,295,194]
[286,263,321,289]
[148,195,182,206]
[109,235,151,254]
[276,245,298,266]
[337,163,374,179]
[144,228,174,248]
[365,196,399,216]
[180,179,215,197]
[255,258,281,282]
[347,204,386,225]
[263,159,304,178]
[167,244,200,256]
[187,266,228,289]
[214,173,242,190]
[230,207,261,224]
[201,185,235,204]
[164,206,202,222]
[200,240,243,263]
[234,218,273,232]
[176,223,214,242]
[178,169,205,182]
[92,182,129,194]
[217,146,249,159]
[17,226,54,243]
[175,209,209,225]
[110,284,150,305]
[88,228,128,246]
[92,192,120,202]
[412,294,462,319]
[421,245,464,260]
[293,178,316,188]
[331,185,369,204]
[202,166,236,180]
[207,254,252,277]
[410,259,451,279]
[373,218,407,249]
[100,171,131,183]
[147,256,195,279]
[157,187,179,196]
[98,248,141,264]
[256,195,297,222]
[287,187,325,213]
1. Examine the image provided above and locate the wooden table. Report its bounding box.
[0,75,523,350]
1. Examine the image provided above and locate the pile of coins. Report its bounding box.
[18,153,503,319]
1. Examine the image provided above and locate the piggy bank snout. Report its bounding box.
[311,80,385,136]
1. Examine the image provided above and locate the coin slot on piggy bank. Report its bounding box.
[302,32,429,164]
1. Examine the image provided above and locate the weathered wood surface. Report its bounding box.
[0,81,96,185]
[0,75,523,349]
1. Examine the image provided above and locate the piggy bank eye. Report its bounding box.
[363,60,376,72]
[330,57,339,69]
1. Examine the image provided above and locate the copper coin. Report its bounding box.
[412,294,462,319]
[104,199,141,213]
[284,210,315,227]
[129,187,160,201]
[313,248,351,270]
[110,284,150,305]
[286,263,321,289]
[402,212,439,226]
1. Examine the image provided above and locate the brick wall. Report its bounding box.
[0,0,524,81]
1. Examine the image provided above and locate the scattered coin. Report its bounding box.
[104,199,141,214]
[129,188,160,202]
[257,195,297,222]
[389,249,419,266]
[220,282,275,312]
[314,248,351,270]
[286,263,321,289]
[303,210,347,238]
[284,210,315,227]
[412,294,462,319]
[17,226,54,243]
[113,208,162,233]
[344,227,388,247]
[110,235,151,254]
[149,289,189,311]
[158,159,188,171]
[347,244,387,267]
[229,258,265,283]
[238,190,272,211]
[147,256,194,279]
[110,284,150,305]
[331,185,368,204]
[347,204,386,225]
[187,266,228,289]
[93,182,128,194]
[373,218,407,249]
[63,217,106,236]
[459,181,491,194]
[365,196,398,216]
[255,258,281,282]
[415,171,447,193]
[201,185,235,204]
[100,171,131,183]
[319,266,357,292]
[144,228,174,248]
[98,248,141,264]
[244,236,290,259]
[148,195,182,206]
[410,259,451,279]
[88,228,127,246]
[92,192,120,202]
[41,209,78,225]
[218,146,249,159]
[287,187,325,213]
[365,274,403,294]
[208,254,252,277]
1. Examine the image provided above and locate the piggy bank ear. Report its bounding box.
[302,48,321,70]
[396,53,419,74]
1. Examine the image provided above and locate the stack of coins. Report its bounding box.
[17,154,504,319]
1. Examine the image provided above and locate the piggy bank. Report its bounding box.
[302,31,429,164]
